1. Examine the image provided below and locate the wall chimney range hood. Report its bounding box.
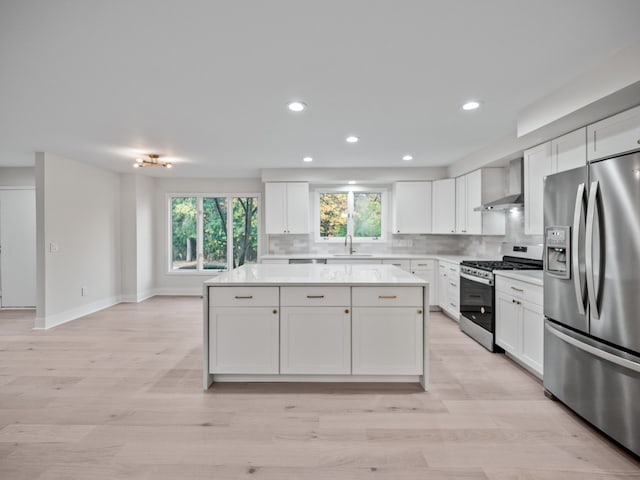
[474,158,524,211]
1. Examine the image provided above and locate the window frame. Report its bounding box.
[167,192,261,275]
[313,186,388,243]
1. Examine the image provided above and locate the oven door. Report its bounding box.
[459,274,494,333]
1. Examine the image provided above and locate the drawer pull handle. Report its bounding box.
[235,295,253,299]
[345,309,350,314]
[273,309,278,314]
[449,268,456,272]
[510,287,524,292]
[378,295,397,299]
[306,295,325,298]
[449,282,457,287]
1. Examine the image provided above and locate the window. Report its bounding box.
[316,188,386,242]
[169,194,259,272]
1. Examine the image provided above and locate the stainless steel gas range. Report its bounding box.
[459,243,543,352]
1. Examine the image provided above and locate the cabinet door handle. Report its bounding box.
[306,295,325,299]
[449,268,456,272]
[273,309,278,314]
[345,309,350,314]
[449,302,456,307]
[449,282,456,287]
[417,309,423,314]
[510,287,524,292]
[378,295,397,299]
[235,295,253,299]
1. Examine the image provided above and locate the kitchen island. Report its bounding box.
[203,264,429,390]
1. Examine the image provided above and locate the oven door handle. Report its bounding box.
[460,272,493,286]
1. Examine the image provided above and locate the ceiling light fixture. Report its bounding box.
[287,101,307,112]
[346,136,359,143]
[303,156,313,163]
[348,180,356,185]
[402,155,414,161]
[462,101,481,111]
[133,154,172,169]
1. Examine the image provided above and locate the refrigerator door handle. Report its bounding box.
[546,323,640,373]
[572,183,586,315]
[586,180,600,320]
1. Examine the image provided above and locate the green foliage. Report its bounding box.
[354,192,381,237]
[172,196,259,271]
[320,193,348,237]
[171,197,197,266]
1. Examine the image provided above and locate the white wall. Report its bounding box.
[35,153,121,329]
[135,174,155,299]
[0,167,35,186]
[154,177,263,295]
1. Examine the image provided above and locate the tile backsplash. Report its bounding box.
[267,210,543,258]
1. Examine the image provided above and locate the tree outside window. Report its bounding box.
[170,195,259,272]
[318,189,384,241]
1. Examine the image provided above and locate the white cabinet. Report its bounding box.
[524,142,553,235]
[264,182,309,234]
[437,260,459,320]
[392,181,432,234]
[455,169,505,235]
[352,286,423,375]
[551,128,586,173]
[280,307,351,374]
[587,104,640,162]
[432,178,456,234]
[495,275,544,377]
[410,259,436,307]
[525,129,587,235]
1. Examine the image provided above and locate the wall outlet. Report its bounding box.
[81,286,88,296]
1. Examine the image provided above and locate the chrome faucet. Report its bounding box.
[345,234,355,255]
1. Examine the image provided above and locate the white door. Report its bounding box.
[495,292,522,355]
[0,189,36,307]
[285,183,310,234]
[455,176,467,233]
[393,182,432,234]
[264,182,287,234]
[464,170,483,234]
[524,142,553,235]
[521,299,544,375]
[552,127,586,173]
[431,178,456,234]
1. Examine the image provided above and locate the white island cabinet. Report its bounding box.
[203,264,429,390]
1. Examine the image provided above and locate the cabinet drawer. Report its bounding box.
[352,287,423,307]
[209,286,279,307]
[495,276,542,305]
[410,259,435,272]
[280,287,350,306]
[382,259,411,272]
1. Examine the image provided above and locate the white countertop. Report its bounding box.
[494,269,544,286]
[260,253,490,263]
[205,264,428,286]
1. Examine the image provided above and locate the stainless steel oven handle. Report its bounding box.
[585,180,599,320]
[460,272,493,286]
[572,183,586,315]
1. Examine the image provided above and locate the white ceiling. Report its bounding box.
[2,0,640,177]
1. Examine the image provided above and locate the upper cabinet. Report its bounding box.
[456,169,505,235]
[552,127,586,173]
[432,178,456,234]
[264,182,309,234]
[392,181,432,234]
[587,104,640,162]
[525,128,587,235]
[524,143,554,235]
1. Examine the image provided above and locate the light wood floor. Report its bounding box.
[1,298,638,479]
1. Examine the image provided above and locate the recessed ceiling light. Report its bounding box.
[346,136,359,143]
[287,101,307,112]
[462,101,481,111]
[348,180,356,185]
[402,155,413,161]
[303,156,313,163]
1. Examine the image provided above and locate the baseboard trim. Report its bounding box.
[34,295,122,330]
[153,288,201,296]
[120,290,156,303]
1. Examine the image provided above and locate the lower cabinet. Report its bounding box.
[438,260,460,320]
[209,306,280,374]
[280,307,351,374]
[495,275,544,376]
[352,307,423,374]
[410,259,437,307]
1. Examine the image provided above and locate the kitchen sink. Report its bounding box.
[332,253,374,257]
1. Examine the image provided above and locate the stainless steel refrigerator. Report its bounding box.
[543,150,640,456]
